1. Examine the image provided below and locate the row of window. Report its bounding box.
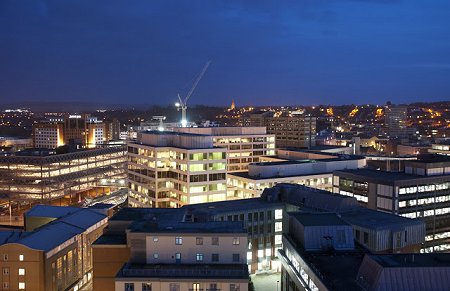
[152,252,240,262]
[167,236,240,245]
[2,282,25,290]
[2,268,25,275]
[124,282,240,291]
[2,254,24,261]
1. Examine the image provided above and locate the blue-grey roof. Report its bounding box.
[25,205,80,219]
[2,207,106,252]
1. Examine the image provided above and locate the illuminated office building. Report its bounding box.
[127,131,228,208]
[333,154,450,252]
[173,127,276,172]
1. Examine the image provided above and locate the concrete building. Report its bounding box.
[33,114,119,149]
[0,205,108,291]
[173,126,276,172]
[227,152,366,199]
[0,146,127,223]
[278,209,447,291]
[33,122,64,149]
[429,140,450,156]
[385,104,415,139]
[333,154,450,252]
[127,131,228,208]
[245,112,316,149]
[397,144,430,156]
[92,207,249,291]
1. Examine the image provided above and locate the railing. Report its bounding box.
[122,265,248,279]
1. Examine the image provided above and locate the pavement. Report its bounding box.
[251,272,281,291]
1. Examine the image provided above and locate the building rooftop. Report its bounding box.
[129,220,246,234]
[340,208,424,231]
[369,253,450,268]
[1,206,107,252]
[335,168,423,182]
[25,205,80,219]
[184,198,284,216]
[291,212,349,227]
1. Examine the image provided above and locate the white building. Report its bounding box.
[127,131,228,208]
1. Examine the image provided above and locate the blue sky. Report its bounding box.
[1,0,450,106]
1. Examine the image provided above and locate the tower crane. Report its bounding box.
[175,60,211,127]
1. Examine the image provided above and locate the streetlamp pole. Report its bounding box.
[277,280,280,291]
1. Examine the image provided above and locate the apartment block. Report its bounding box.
[127,131,227,208]
[245,112,316,149]
[333,154,450,252]
[0,205,108,291]
[173,126,276,172]
[92,207,249,291]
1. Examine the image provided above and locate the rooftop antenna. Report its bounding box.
[175,60,211,127]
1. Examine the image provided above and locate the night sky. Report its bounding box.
[1,0,450,106]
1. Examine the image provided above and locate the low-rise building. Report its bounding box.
[0,205,108,291]
[227,151,366,198]
[92,207,249,291]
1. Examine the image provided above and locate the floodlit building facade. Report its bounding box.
[173,127,276,172]
[127,131,228,208]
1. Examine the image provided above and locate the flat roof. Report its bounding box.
[184,198,284,215]
[334,169,423,183]
[370,253,450,268]
[340,208,424,231]
[129,220,246,234]
[290,212,349,227]
[140,130,208,137]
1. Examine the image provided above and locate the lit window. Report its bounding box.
[19,255,24,261]
[196,253,204,262]
[153,253,159,259]
[175,237,183,245]
[232,237,240,245]
[275,222,283,232]
[153,237,158,242]
[275,209,283,219]
[18,268,25,275]
[18,282,25,290]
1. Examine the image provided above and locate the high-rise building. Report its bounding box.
[333,154,450,252]
[384,104,414,138]
[245,112,316,149]
[32,122,64,149]
[173,127,276,172]
[127,131,228,208]
[0,205,108,291]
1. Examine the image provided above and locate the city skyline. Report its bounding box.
[1,1,450,106]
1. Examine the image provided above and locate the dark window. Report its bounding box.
[232,254,240,262]
[212,254,219,262]
[363,232,369,244]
